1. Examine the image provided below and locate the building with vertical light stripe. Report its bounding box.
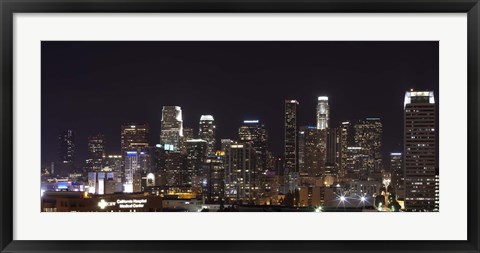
[404,90,437,212]
[199,115,216,156]
[284,100,299,192]
[160,106,183,151]
[316,96,329,130]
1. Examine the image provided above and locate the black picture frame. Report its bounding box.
[1,0,479,252]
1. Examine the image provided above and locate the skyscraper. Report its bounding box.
[164,151,187,187]
[354,118,383,174]
[198,115,216,156]
[123,151,139,193]
[303,126,320,178]
[204,155,225,203]
[120,123,149,154]
[404,90,437,212]
[160,106,183,151]
[298,127,307,175]
[186,139,208,191]
[86,133,106,172]
[183,127,194,140]
[238,120,268,172]
[121,123,149,191]
[390,152,404,199]
[285,100,299,191]
[224,142,257,203]
[316,96,329,130]
[316,96,330,183]
[339,122,352,181]
[58,130,75,163]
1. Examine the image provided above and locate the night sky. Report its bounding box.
[41,41,439,168]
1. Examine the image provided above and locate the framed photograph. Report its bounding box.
[1,0,479,252]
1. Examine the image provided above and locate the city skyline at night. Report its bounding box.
[41,41,438,167]
[41,41,439,212]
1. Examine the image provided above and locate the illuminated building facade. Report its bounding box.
[339,121,352,181]
[345,146,369,180]
[58,129,75,163]
[303,126,320,178]
[86,133,106,172]
[354,118,383,174]
[120,123,149,154]
[404,90,437,212]
[180,127,194,154]
[164,151,187,187]
[160,106,183,151]
[316,96,329,130]
[104,154,123,188]
[221,139,234,151]
[275,156,284,176]
[204,155,225,202]
[183,127,194,140]
[390,152,404,199]
[185,139,208,190]
[298,127,307,175]
[41,192,163,212]
[238,120,268,172]
[123,151,139,193]
[198,115,216,156]
[325,127,340,181]
[104,155,122,173]
[224,143,257,203]
[284,100,299,191]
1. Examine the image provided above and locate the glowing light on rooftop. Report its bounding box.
[318,96,328,101]
[404,91,435,108]
[200,115,214,121]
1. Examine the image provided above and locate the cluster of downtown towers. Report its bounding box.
[51,90,438,212]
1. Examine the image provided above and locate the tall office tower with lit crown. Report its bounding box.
[285,100,299,191]
[404,90,437,212]
[58,129,75,163]
[316,96,329,130]
[86,133,106,172]
[238,120,268,172]
[160,106,183,151]
[198,115,216,156]
[354,118,383,174]
[120,123,150,154]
